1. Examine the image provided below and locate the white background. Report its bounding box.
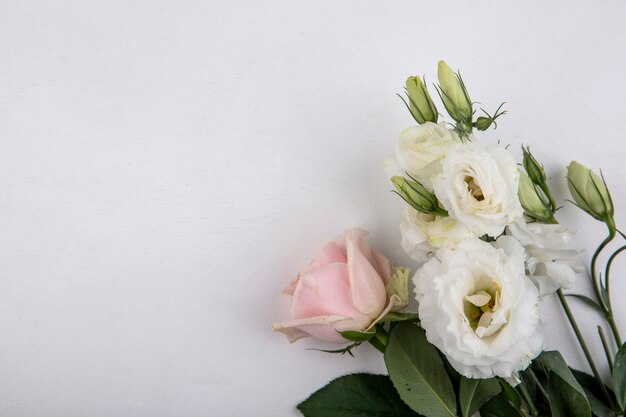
[1,1,626,416]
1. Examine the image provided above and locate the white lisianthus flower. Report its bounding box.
[433,141,523,237]
[400,207,473,263]
[395,122,460,179]
[507,220,579,296]
[414,236,543,380]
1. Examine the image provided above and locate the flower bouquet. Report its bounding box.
[273,61,626,417]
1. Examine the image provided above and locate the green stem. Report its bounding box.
[608,316,622,349]
[604,245,625,347]
[517,382,538,417]
[528,368,549,403]
[556,289,614,407]
[368,337,385,353]
[598,326,614,373]
[368,326,389,353]
[591,233,615,312]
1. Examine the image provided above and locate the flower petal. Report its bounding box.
[291,262,371,330]
[272,315,355,343]
[346,230,387,319]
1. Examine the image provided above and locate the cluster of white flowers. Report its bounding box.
[387,121,578,381]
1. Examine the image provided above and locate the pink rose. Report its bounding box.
[272,229,408,344]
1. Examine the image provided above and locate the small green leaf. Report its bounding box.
[587,392,621,417]
[612,343,626,411]
[498,378,522,409]
[479,390,523,417]
[297,373,422,417]
[536,351,591,417]
[379,311,419,323]
[339,328,375,342]
[566,293,606,315]
[459,376,501,417]
[384,322,456,417]
[571,368,617,406]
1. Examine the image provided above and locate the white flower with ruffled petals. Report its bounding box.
[414,236,543,380]
[433,140,523,237]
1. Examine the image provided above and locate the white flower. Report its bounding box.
[400,207,473,262]
[414,237,543,380]
[507,220,579,296]
[433,140,523,237]
[395,122,460,180]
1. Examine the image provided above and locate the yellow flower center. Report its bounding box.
[464,280,503,337]
[465,176,484,201]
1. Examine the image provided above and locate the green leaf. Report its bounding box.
[297,373,422,417]
[459,376,501,417]
[612,342,626,411]
[586,392,621,417]
[571,368,615,401]
[498,378,522,409]
[384,322,456,417]
[339,328,375,342]
[571,368,619,417]
[379,311,419,323]
[566,294,605,316]
[479,390,523,417]
[536,351,591,417]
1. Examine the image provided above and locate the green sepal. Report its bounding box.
[339,328,376,342]
[378,311,419,323]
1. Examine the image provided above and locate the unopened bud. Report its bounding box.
[391,176,447,216]
[404,75,438,124]
[518,172,555,223]
[567,161,615,227]
[522,146,547,186]
[437,60,472,124]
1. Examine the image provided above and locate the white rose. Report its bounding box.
[395,122,460,180]
[507,220,579,296]
[400,207,473,263]
[433,141,523,237]
[414,236,543,380]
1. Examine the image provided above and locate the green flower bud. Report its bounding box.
[404,75,438,124]
[518,172,555,223]
[522,146,547,186]
[391,176,447,216]
[567,161,615,227]
[475,116,493,131]
[437,60,472,124]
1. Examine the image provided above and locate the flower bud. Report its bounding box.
[518,172,555,223]
[522,146,547,186]
[391,176,447,216]
[272,229,408,344]
[404,75,438,124]
[475,116,493,131]
[567,161,615,226]
[437,60,472,124]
